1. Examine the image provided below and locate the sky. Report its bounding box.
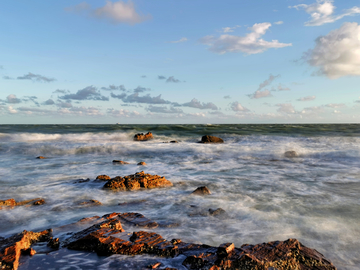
[1,0,360,124]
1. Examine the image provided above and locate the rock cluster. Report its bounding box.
[0,212,337,270]
[0,198,45,210]
[103,171,173,191]
[134,132,154,141]
[200,135,224,143]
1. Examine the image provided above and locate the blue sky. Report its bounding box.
[1,0,360,124]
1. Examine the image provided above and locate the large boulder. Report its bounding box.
[134,132,154,141]
[103,171,173,191]
[200,135,224,143]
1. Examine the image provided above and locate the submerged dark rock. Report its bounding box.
[191,186,211,196]
[36,156,46,159]
[285,150,299,158]
[112,160,130,164]
[134,132,154,141]
[200,135,224,144]
[137,162,147,166]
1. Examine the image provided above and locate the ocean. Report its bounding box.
[0,124,359,269]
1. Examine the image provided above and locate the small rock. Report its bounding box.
[217,243,235,257]
[147,262,162,269]
[200,135,224,143]
[96,175,111,181]
[73,178,90,184]
[112,160,130,164]
[47,238,60,249]
[209,208,227,217]
[134,132,153,141]
[191,186,211,195]
[284,150,298,158]
[137,161,147,166]
[79,200,102,206]
[33,199,45,205]
[36,156,46,159]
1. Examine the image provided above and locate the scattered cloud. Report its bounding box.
[59,106,104,116]
[325,103,345,108]
[169,37,188,43]
[23,96,39,106]
[274,21,283,25]
[181,98,218,110]
[147,105,183,114]
[57,101,73,108]
[107,108,140,118]
[59,86,109,101]
[304,22,360,79]
[258,74,280,91]
[224,95,231,99]
[297,96,316,101]
[8,106,17,114]
[200,22,292,55]
[43,99,55,105]
[158,75,166,80]
[53,89,69,94]
[17,72,55,82]
[141,75,147,78]
[4,94,22,104]
[248,89,272,99]
[290,0,360,26]
[222,25,241,33]
[230,101,249,112]
[166,76,181,83]
[277,103,297,114]
[101,84,126,91]
[3,76,13,80]
[133,86,150,93]
[276,84,291,91]
[110,92,127,99]
[66,0,151,25]
[123,93,171,104]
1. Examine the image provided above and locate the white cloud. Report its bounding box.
[230,101,249,112]
[258,74,280,91]
[181,98,218,110]
[275,83,290,91]
[305,22,360,79]
[290,0,360,26]
[67,1,150,25]
[248,89,272,99]
[222,25,241,33]
[169,37,188,43]
[147,105,183,114]
[297,96,316,101]
[325,103,345,108]
[200,23,292,55]
[274,21,283,25]
[107,108,140,117]
[8,106,17,114]
[277,103,297,114]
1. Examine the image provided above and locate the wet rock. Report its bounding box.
[16,198,44,206]
[33,199,45,205]
[191,186,211,195]
[163,141,179,144]
[73,178,90,184]
[0,199,16,209]
[36,156,46,159]
[200,135,224,144]
[0,229,52,270]
[104,171,173,191]
[47,238,60,249]
[209,208,227,217]
[79,200,102,207]
[137,161,147,166]
[285,150,299,158]
[134,132,154,141]
[147,262,162,269]
[96,175,111,181]
[119,212,158,228]
[112,160,130,164]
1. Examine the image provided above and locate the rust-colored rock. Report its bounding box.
[0,229,52,270]
[137,162,147,166]
[200,135,224,144]
[119,212,158,228]
[32,199,45,205]
[103,171,172,191]
[0,199,16,209]
[0,198,46,210]
[134,132,154,141]
[96,175,111,181]
[36,156,46,159]
[285,150,299,158]
[191,186,211,195]
[112,160,130,164]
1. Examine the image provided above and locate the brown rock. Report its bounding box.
[79,200,102,206]
[134,132,154,141]
[104,171,172,191]
[96,175,111,181]
[112,160,130,164]
[0,199,16,209]
[285,150,299,158]
[33,199,45,205]
[119,212,158,228]
[191,186,211,195]
[137,162,147,166]
[16,198,44,206]
[1,198,46,210]
[0,229,52,270]
[36,156,46,159]
[200,135,224,144]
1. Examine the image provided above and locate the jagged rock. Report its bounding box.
[0,198,46,210]
[208,208,227,217]
[36,156,46,159]
[33,199,45,205]
[200,135,224,144]
[112,160,130,164]
[119,212,158,228]
[285,150,299,158]
[137,162,147,166]
[96,175,111,181]
[0,229,52,270]
[73,178,90,184]
[103,171,172,191]
[47,238,60,249]
[0,199,16,209]
[191,186,211,196]
[134,132,154,141]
